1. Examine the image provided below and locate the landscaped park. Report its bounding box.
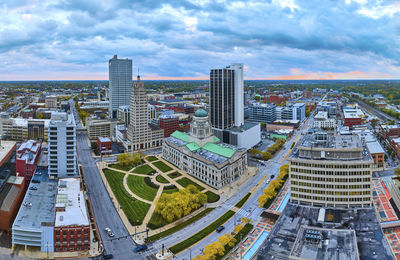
[100,153,221,240]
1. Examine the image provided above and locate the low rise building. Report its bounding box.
[54,178,90,252]
[45,96,58,108]
[16,140,41,184]
[163,109,247,189]
[343,108,364,127]
[381,124,400,139]
[12,171,57,252]
[0,113,50,141]
[312,111,336,129]
[86,118,118,140]
[159,115,179,137]
[97,137,112,154]
[248,103,277,124]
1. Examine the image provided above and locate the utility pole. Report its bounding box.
[189,248,192,260]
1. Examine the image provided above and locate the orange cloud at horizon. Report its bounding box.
[0,69,398,81]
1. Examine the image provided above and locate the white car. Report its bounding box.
[105,227,115,237]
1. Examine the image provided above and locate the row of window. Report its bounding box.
[291,162,371,169]
[291,181,370,189]
[291,174,370,183]
[291,193,371,201]
[291,167,370,176]
[291,187,370,195]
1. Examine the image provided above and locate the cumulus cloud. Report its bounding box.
[0,0,398,80]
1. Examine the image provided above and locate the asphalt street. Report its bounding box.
[71,99,145,260]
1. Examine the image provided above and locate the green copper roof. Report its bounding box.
[213,136,220,143]
[202,142,235,158]
[194,109,208,117]
[171,131,189,142]
[186,142,200,151]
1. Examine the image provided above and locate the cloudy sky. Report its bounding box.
[0,0,399,80]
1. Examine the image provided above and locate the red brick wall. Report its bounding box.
[54,225,90,252]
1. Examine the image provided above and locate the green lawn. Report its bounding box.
[155,174,170,184]
[109,163,134,172]
[126,175,159,201]
[235,193,251,208]
[153,161,173,173]
[169,210,235,254]
[167,171,182,179]
[162,185,179,194]
[132,164,156,175]
[205,191,220,203]
[176,177,205,191]
[147,208,214,242]
[103,169,150,225]
[146,156,159,162]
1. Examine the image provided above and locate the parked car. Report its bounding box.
[134,244,148,253]
[216,226,225,233]
[29,186,38,190]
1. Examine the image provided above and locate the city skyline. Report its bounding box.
[0,0,399,81]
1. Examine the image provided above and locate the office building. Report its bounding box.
[159,115,179,137]
[0,113,49,141]
[343,108,364,127]
[289,132,373,208]
[162,109,247,189]
[249,103,277,124]
[126,76,163,151]
[209,63,244,129]
[108,55,132,118]
[86,118,118,141]
[28,121,45,140]
[312,111,336,129]
[48,112,77,179]
[118,105,130,126]
[45,96,58,108]
[16,140,41,184]
[210,64,261,149]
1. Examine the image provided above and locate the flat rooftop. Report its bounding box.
[299,133,362,149]
[289,226,358,260]
[55,178,89,227]
[256,203,393,260]
[0,141,16,164]
[13,170,56,230]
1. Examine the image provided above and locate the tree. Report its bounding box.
[219,233,235,247]
[36,113,44,119]
[249,149,260,157]
[203,241,225,259]
[305,109,311,117]
[155,185,207,223]
[262,151,272,161]
[117,153,134,167]
[395,168,400,178]
[260,122,265,130]
[234,224,244,234]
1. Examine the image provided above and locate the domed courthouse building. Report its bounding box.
[162,109,247,189]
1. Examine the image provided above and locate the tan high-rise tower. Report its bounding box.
[126,75,163,151]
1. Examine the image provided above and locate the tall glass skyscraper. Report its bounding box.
[209,63,244,129]
[108,55,132,118]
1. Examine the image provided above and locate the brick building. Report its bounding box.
[97,137,112,154]
[54,178,90,252]
[381,125,400,139]
[0,141,26,232]
[159,115,179,137]
[16,140,41,184]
